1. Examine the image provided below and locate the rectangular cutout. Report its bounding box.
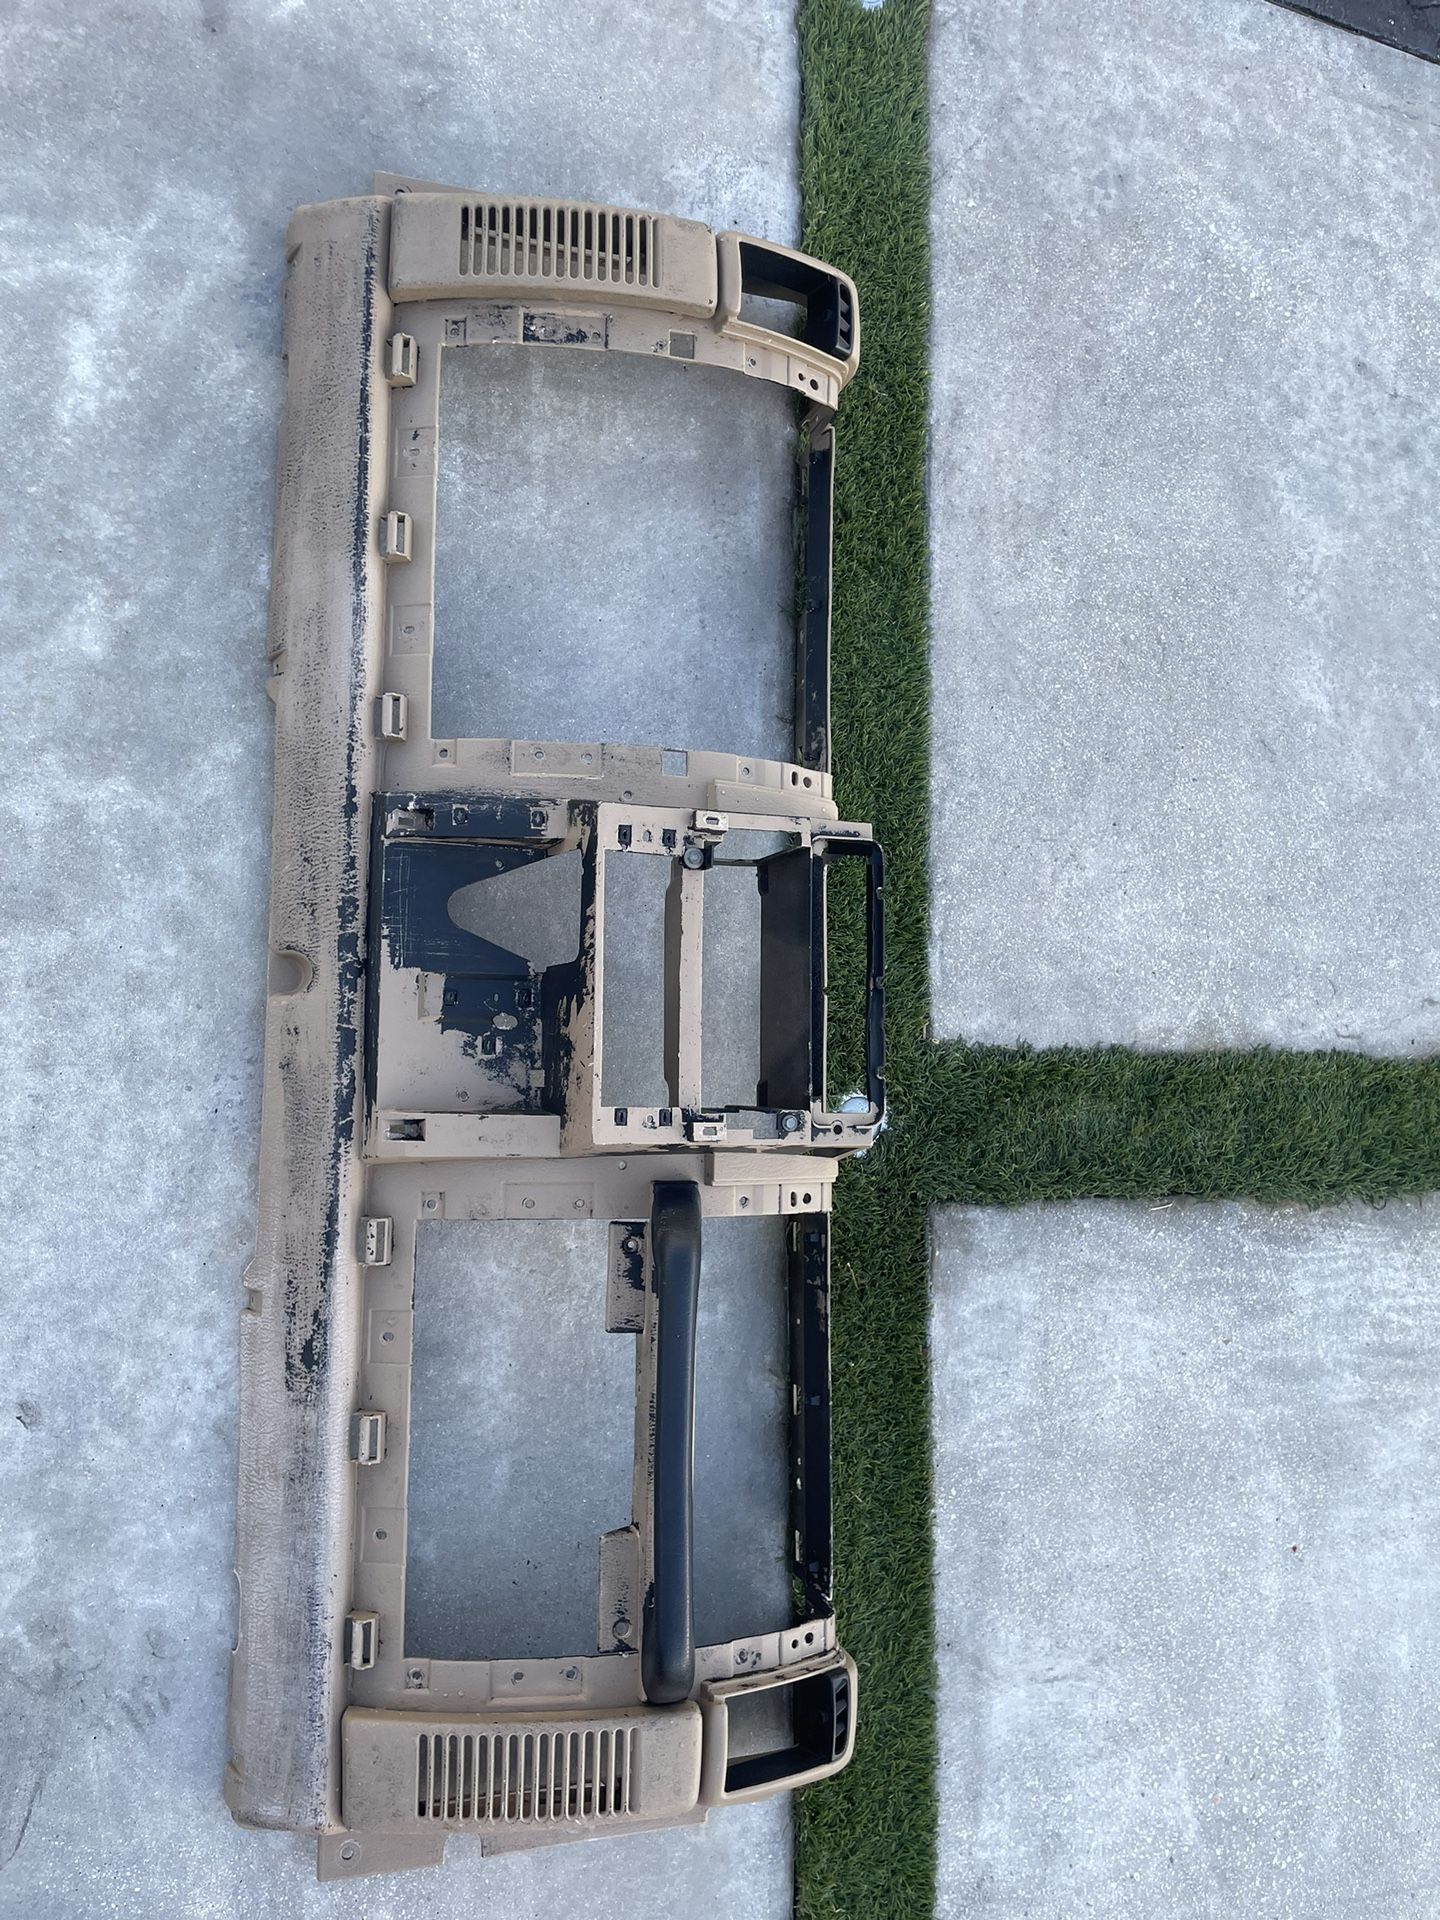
[702,830,790,1109]
[691,1217,790,1646]
[600,852,672,1108]
[738,241,854,362]
[430,347,797,756]
[724,1679,794,1764]
[723,1667,851,1794]
[823,850,869,1111]
[405,1220,632,1661]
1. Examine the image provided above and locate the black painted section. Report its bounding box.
[364,791,582,1111]
[641,1180,701,1707]
[540,823,598,1115]
[1269,0,1440,62]
[381,792,554,840]
[381,839,542,975]
[733,242,844,774]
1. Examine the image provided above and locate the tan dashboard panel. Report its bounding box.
[226,179,877,1883]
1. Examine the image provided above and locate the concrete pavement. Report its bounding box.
[932,1199,1440,1918]
[929,0,1440,1051]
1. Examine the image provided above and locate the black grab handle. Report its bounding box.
[642,1181,701,1706]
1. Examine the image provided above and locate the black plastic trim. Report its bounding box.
[723,1667,852,1794]
[737,240,854,361]
[789,1214,833,1616]
[798,423,835,772]
[1269,0,1440,63]
[641,1180,701,1706]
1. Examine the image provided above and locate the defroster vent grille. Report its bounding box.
[416,1724,637,1824]
[459,200,658,288]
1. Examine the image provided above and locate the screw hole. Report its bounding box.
[381,1330,394,1343]
[339,1842,358,1862]
[374,1528,387,1541]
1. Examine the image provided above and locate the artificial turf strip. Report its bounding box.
[792,4,1440,1917]
[914,1045,1440,1207]
[796,2,938,1917]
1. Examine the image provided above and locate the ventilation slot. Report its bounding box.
[458,200,657,289]
[415,1724,636,1823]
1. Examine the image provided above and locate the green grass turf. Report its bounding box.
[915,1045,1440,1207]
[796,3,937,1915]
[793,4,1440,1917]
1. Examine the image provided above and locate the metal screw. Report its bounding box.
[523,1197,535,1210]
[781,1112,804,1135]
[681,844,706,870]
[613,1617,631,1641]
[562,1666,578,1681]
[623,1235,640,1254]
